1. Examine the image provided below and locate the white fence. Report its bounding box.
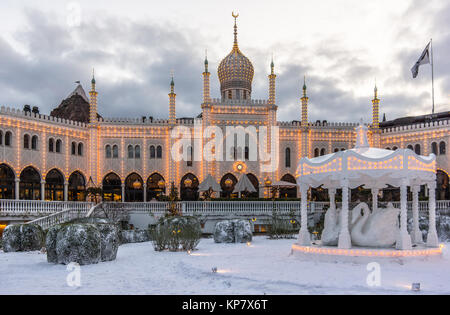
[0,200,94,215]
[2,200,450,218]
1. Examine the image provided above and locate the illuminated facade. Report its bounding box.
[0,16,448,202]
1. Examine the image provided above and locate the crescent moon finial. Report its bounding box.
[232,11,239,19]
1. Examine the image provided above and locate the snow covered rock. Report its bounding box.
[214,220,235,243]
[120,229,150,244]
[233,220,252,243]
[96,223,120,262]
[2,224,45,252]
[437,215,450,242]
[55,224,101,265]
[213,220,253,243]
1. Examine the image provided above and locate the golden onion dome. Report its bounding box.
[218,14,254,97]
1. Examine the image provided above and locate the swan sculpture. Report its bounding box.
[350,202,400,247]
[321,202,400,248]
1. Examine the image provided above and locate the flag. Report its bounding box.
[411,42,430,78]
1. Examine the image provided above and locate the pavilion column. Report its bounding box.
[411,185,423,244]
[40,180,45,201]
[15,178,20,200]
[297,183,311,246]
[396,178,412,250]
[426,182,439,247]
[121,183,125,203]
[143,183,147,202]
[371,188,378,212]
[338,178,351,249]
[64,181,69,202]
[329,188,336,210]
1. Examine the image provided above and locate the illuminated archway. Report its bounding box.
[146,173,165,201]
[102,172,122,202]
[19,166,41,200]
[125,173,144,202]
[280,174,297,199]
[0,164,15,199]
[45,169,64,201]
[180,173,199,200]
[220,173,238,198]
[68,171,86,201]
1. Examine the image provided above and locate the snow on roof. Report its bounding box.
[67,84,89,103]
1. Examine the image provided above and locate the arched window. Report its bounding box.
[0,131,3,146]
[134,145,141,159]
[285,147,291,168]
[105,145,112,158]
[407,144,414,150]
[439,141,446,155]
[71,142,76,155]
[31,135,38,150]
[125,173,144,202]
[102,173,122,202]
[49,138,54,152]
[245,146,249,160]
[23,134,30,149]
[45,169,64,201]
[68,171,86,201]
[431,142,438,155]
[341,148,345,151]
[334,148,339,152]
[0,164,15,199]
[385,147,391,150]
[414,144,421,155]
[5,132,12,147]
[314,148,319,157]
[146,173,165,201]
[55,139,62,153]
[150,145,155,159]
[19,166,41,200]
[112,145,119,158]
[156,145,162,159]
[320,148,326,156]
[77,143,83,156]
[392,146,398,150]
[128,145,134,159]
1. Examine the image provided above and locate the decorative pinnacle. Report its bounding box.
[204,49,209,72]
[170,70,175,93]
[302,75,307,97]
[374,83,378,99]
[232,11,239,50]
[91,68,96,85]
[270,54,274,74]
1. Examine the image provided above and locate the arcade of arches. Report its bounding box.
[0,164,448,201]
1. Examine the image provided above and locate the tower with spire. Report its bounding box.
[169,74,176,125]
[301,76,308,125]
[268,56,276,105]
[89,69,98,124]
[202,50,211,104]
[372,84,380,129]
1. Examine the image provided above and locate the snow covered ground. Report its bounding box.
[1,236,449,295]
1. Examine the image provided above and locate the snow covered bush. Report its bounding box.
[213,220,252,243]
[2,224,45,252]
[96,223,120,262]
[55,224,102,265]
[150,216,201,251]
[46,224,65,263]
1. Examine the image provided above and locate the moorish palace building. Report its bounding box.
[0,16,449,202]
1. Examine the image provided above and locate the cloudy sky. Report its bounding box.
[0,0,449,123]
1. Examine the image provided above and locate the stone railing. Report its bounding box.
[0,200,94,216]
[26,208,88,230]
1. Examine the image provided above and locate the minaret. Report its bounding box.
[202,51,211,103]
[268,56,276,105]
[169,74,176,125]
[301,76,308,125]
[89,69,98,123]
[372,84,380,129]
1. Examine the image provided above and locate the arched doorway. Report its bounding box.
[45,169,64,201]
[280,174,297,198]
[102,173,122,202]
[220,173,238,198]
[125,173,144,202]
[180,173,199,200]
[246,173,259,198]
[146,173,165,201]
[0,164,15,199]
[437,170,449,200]
[19,166,41,200]
[68,171,86,201]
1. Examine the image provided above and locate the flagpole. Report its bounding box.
[431,38,435,114]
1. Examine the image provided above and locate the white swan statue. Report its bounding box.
[350,202,400,247]
[321,205,341,246]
